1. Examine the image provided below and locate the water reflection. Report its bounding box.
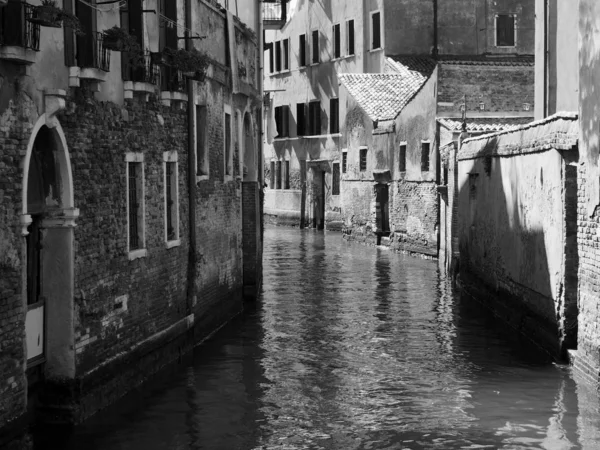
[32,226,600,449]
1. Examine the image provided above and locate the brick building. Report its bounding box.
[0,0,263,444]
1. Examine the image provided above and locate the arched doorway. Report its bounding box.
[22,116,77,396]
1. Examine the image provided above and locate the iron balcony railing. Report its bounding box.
[122,49,161,85]
[160,65,185,93]
[263,0,287,26]
[77,31,110,72]
[0,1,40,51]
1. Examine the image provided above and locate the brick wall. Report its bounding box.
[0,95,29,440]
[437,63,535,115]
[388,180,438,256]
[575,163,600,382]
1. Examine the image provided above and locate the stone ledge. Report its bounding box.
[0,46,37,64]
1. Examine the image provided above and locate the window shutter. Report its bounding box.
[299,35,306,66]
[63,0,75,66]
[348,20,355,55]
[334,24,340,58]
[165,0,178,49]
[312,30,319,63]
[372,12,381,49]
[75,0,95,67]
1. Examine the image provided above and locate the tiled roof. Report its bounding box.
[459,112,578,161]
[339,57,435,121]
[438,117,534,133]
[438,55,534,67]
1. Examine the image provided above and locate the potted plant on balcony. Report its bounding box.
[102,26,139,52]
[159,47,209,81]
[30,0,85,35]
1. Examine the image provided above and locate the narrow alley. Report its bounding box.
[30,226,600,449]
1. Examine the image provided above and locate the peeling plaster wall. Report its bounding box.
[457,149,572,357]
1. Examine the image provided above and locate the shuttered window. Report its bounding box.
[283,39,289,70]
[330,98,339,134]
[421,142,431,172]
[299,34,306,67]
[371,11,381,50]
[347,19,355,55]
[312,30,319,63]
[275,40,282,71]
[496,14,515,47]
[399,143,407,172]
[309,101,321,136]
[333,23,341,59]
[360,148,368,172]
[297,103,307,136]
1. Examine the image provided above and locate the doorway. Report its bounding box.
[312,170,325,230]
[375,184,390,234]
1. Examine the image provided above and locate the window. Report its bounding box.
[399,142,407,173]
[371,11,381,50]
[275,105,290,138]
[275,40,282,72]
[297,103,307,136]
[346,19,355,55]
[276,160,282,189]
[309,101,321,135]
[284,160,290,189]
[269,161,275,188]
[332,162,340,195]
[496,14,515,47]
[224,106,233,178]
[283,39,290,70]
[163,152,180,247]
[332,23,341,59]
[342,151,347,173]
[126,153,145,259]
[330,98,339,134]
[312,29,319,64]
[421,141,431,172]
[196,105,209,178]
[359,147,368,172]
[267,42,274,73]
[299,34,307,67]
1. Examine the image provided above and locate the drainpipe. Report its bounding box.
[258,0,265,238]
[185,0,196,316]
[432,0,438,58]
[543,0,548,117]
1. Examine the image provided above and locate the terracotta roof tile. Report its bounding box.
[339,57,435,121]
[438,117,534,133]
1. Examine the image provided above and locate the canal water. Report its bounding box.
[33,226,600,449]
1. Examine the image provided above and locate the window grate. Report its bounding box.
[128,162,140,250]
[360,148,367,172]
[342,152,347,173]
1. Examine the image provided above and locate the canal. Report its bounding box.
[33,226,600,449]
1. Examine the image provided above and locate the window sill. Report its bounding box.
[310,62,320,66]
[369,47,384,53]
[166,239,181,249]
[128,248,147,261]
[270,69,291,76]
[224,175,234,182]
[301,133,341,139]
[196,175,209,182]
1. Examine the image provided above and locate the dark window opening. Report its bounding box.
[330,98,339,134]
[342,152,347,173]
[276,160,282,189]
[0,1,40,51]
[275,105,290,138]
[268,43,274,73]
[225,112,232,176]
[299,34,306,67]
[332,162,340,195]
[371,11,381,49]
[196,106,208,176]
[297,103,307,136]
[309,101,321,136]
[347,19,354,55]
[284,160,290,189]
[333,23,341,59]
[496,14,515,47]
[312,30,319,63]
[421,142,430,172]
[128,162,142,250]
[165,162,176,241]
[275,40,282,71]
[399,143,407,172]
[360,148,368,172]
[283,39,289,70]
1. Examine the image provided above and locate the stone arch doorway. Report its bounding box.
[242,112,256,181]
[22,116,77,393]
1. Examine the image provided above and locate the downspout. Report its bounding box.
[186,0,197,315]
[258,0,265,237]
[543,0,548,117]
[432,0,438,58]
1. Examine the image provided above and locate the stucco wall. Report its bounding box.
[458,149,569,355]
[383,0,434,55]
[534,0,579,119]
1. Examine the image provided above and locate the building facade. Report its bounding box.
[0,0,263,443]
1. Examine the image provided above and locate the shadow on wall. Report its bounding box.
[456,136,578,360]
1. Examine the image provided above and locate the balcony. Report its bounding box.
[159,65,188,106]
[122,50,161,100]
[263,0,288,30]
[67,32,111,86]
[0,0,40,64]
